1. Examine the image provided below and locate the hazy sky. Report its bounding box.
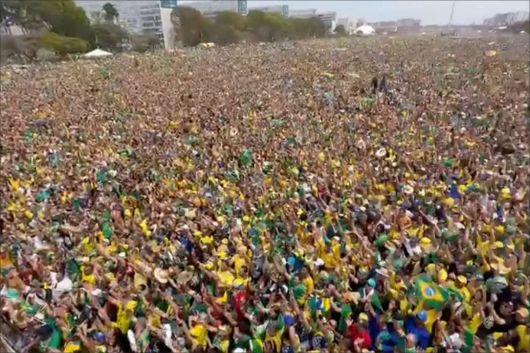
[248,1,529,25]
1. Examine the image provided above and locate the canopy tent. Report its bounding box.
[354,25,376,36]
[83,49,113,58]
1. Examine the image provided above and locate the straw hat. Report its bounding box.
[177,270,194,285]
[153,267,169,284]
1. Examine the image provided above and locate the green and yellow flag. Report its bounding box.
[415,274,449,310]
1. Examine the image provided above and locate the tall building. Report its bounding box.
[138,3,164,38]
[289,9,317,19]
[250,5,289,17]
[317,11,337,32]
[178,0,246,15]
[159,0,178,49]
[76,0,161,35]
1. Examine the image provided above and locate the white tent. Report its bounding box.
[354,25,376,36]
[83,48,113,58]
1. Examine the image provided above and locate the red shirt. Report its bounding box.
[233,291,247,319]
[348,324,372,350]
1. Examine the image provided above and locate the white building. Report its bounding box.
[288,9,317,19]
[354,24,375,36]
[250,5,289,17]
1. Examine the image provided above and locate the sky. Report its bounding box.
[248,1,530,25]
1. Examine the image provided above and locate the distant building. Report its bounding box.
[138,3,164,38]
[250,5,289,17]
[396,18,421,27]
[354,24,375,36]
[368,18,420,33]
[181,0,245,15]
[483,11,529,27]
[368,21,397,33]
[336,18,349,28]
[159,0,178,49]
[76,0,161,35]
[317,11,337,32]
[288,9,317,19]
[77,0,247,49]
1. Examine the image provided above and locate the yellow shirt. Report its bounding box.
[460,287,471,303]
[469,313,482,334]
[190,324,208,349]
[516,325,529,353]
[233,276,249,288]
[81,267,96,287]
[114,304,132,334]
[217,271,235,287]
[234,256,247,275]
[304,276,314,295]
[265,328,284,353]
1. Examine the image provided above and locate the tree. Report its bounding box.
[215,11,245,31]
[130,33,160,52]
[172,6,213,46]
[246,10,290,42]
[102,3,119,24]
[170,7,327,46]
[92,23,128,51]
[39,31,88,56]
[212,11,245,44]
[0,0,94,43]
[335,24,346,36]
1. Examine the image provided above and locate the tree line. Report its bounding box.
[172,7,329,47]
[0,0,158,62]
[0,0,334,62]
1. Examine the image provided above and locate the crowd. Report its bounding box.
[0,37,529,353]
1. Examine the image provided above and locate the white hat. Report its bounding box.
[154,268,169,284]
[315,258,325,267]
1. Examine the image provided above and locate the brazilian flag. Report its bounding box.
[250,338,263,353]
[415,274,449,310]
[447,287,465,302]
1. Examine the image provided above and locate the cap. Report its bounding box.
[358,313,369,322]
[456,275,467,284]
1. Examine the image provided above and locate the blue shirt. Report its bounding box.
[377,324,402,353]
[404,317,431,349]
